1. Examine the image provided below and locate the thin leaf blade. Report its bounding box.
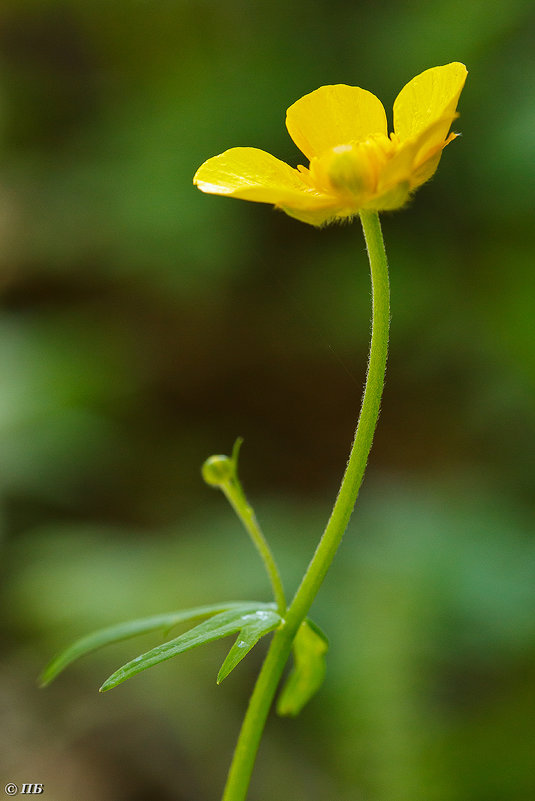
[41,601,268,687]
[276,619,329,717]
[217,609,281,684]
[100,604,278,692]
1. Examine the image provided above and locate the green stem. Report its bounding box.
[222,480,287,615]
[221,210,390,801]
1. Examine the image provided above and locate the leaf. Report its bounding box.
[217,609,281,684]
[231,436,243,468]
[276,619,329,717]
[100,605,281,692]
[40,601,268,687]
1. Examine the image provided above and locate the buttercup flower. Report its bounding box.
[194,62,467,226]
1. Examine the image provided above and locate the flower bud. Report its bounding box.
[202,454,235,487]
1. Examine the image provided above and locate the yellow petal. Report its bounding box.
[410,149,444,189]
[194,146,335,209]
[393,62,467,148]
[286,84,388,161]
[278,203,349,227]
[410,127,458,189]
[375,118,453,198]
[376,139,419,195]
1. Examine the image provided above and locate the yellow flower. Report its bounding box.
[193,63,467,226]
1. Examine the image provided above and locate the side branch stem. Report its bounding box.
[222,483,287,615]
[221,210,390,801]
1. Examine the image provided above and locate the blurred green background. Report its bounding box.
[1,1,534,799]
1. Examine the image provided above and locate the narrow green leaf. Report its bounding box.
[231,436,244,468]
[216,610,281,684]
[276,619,329,717]
[40,601,267,687]
[100,604,280,692]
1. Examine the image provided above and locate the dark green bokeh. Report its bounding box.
[1,2,534,800]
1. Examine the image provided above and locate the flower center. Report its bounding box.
[310,135,395,199]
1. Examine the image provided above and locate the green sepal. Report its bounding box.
[276,619,329,717]
[217,609,281,684]
[100,603,281,692]
[40,601,268,687]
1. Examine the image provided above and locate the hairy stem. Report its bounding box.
[221,210,390,801]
